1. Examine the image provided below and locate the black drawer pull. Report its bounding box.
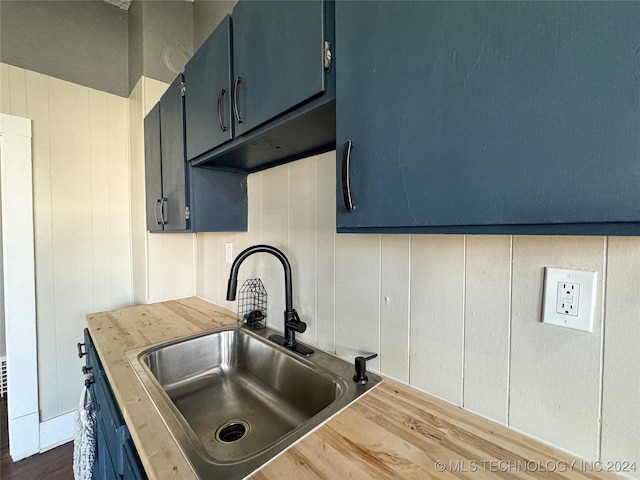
[77,342,87,358]
[341,140,356,212]
[154,199,162,225]
[85,376,95,388]
[217,88,228,132]
[160,198,167,225]
[82,366,93,375]
[233,76,243,124]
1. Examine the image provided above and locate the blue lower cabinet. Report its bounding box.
[83,329,147,480]
[95,375,128,475]
[97,421,120,480]
[122,439,147,480]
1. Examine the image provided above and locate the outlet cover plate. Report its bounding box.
[542,267,597,332]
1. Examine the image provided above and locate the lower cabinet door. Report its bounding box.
[144,103,163,232]
[85,329,147,480]
[95,375,127,475]
[122,439,148,480]
[97,422,121,480]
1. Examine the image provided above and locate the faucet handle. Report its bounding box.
[285,309,307,333]
[353,353,377,384]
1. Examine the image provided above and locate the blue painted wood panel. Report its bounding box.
[145,74,248,233]
[232,0,325,136]
[336,2,640,231]
[143,103,163,232]
[85,329,147,479]
[159,75,188,232]
[122,439,147,480]
[189,167,247,232]
[184,16,233,160]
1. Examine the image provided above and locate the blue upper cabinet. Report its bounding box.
[186,0,335,172]
[159,75,188,232]
[144,103,163,233]
[145,74,248,233]
[231,0,325,136]
[184,16,233,159]
[336,2,640,234]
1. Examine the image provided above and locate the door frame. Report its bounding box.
[0,113,40,460]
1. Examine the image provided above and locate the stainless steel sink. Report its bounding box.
[126,326,381,479]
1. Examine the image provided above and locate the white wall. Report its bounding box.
[1,63,134,421]
[196,152,640,476]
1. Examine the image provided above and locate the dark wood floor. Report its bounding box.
[1,397,74,480]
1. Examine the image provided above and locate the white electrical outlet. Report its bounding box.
[556,281,579,317]
[542,267,597,332]
[225,242,233,264]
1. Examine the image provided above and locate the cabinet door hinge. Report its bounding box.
[185,206,190,220]
[180,81,186,96]
[323,41,332,73]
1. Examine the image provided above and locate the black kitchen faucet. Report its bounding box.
[226,244,314,356]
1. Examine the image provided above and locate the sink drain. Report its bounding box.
[215,420,249,443]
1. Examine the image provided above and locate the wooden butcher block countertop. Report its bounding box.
[87,297,620,480]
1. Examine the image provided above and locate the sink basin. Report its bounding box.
[127,326,381,479]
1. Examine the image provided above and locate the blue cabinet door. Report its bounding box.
[122,439,147,480]
[159,75,188,232]
[184,16,233,161]
[336,2,640,232]
[144,104,163,232]
[232,0,325,136]
[96,424,120,480]
[84,329,148,480]
[145,73,248,234]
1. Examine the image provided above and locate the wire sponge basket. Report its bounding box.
[237,278,267,330]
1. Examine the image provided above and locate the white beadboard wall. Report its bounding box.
[0,63,133,420]
[196,152,639,475]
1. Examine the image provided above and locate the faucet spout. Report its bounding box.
[226,245,292,310]
[226,245,313,356]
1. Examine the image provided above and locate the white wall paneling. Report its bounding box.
[39,411,75,452]
[510,236,605,459]
[463,235,511,424]
[24,68,57,423]
[410,235,465,405]
[379,235,410,382]
[288,158,316,345]
[1,64,134,442]
[260,166,290,332]
[146,234,196,303]
[334,234,381,369]
[601,237,640,467]
[196,233,221,306]
[314,153,335,352]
